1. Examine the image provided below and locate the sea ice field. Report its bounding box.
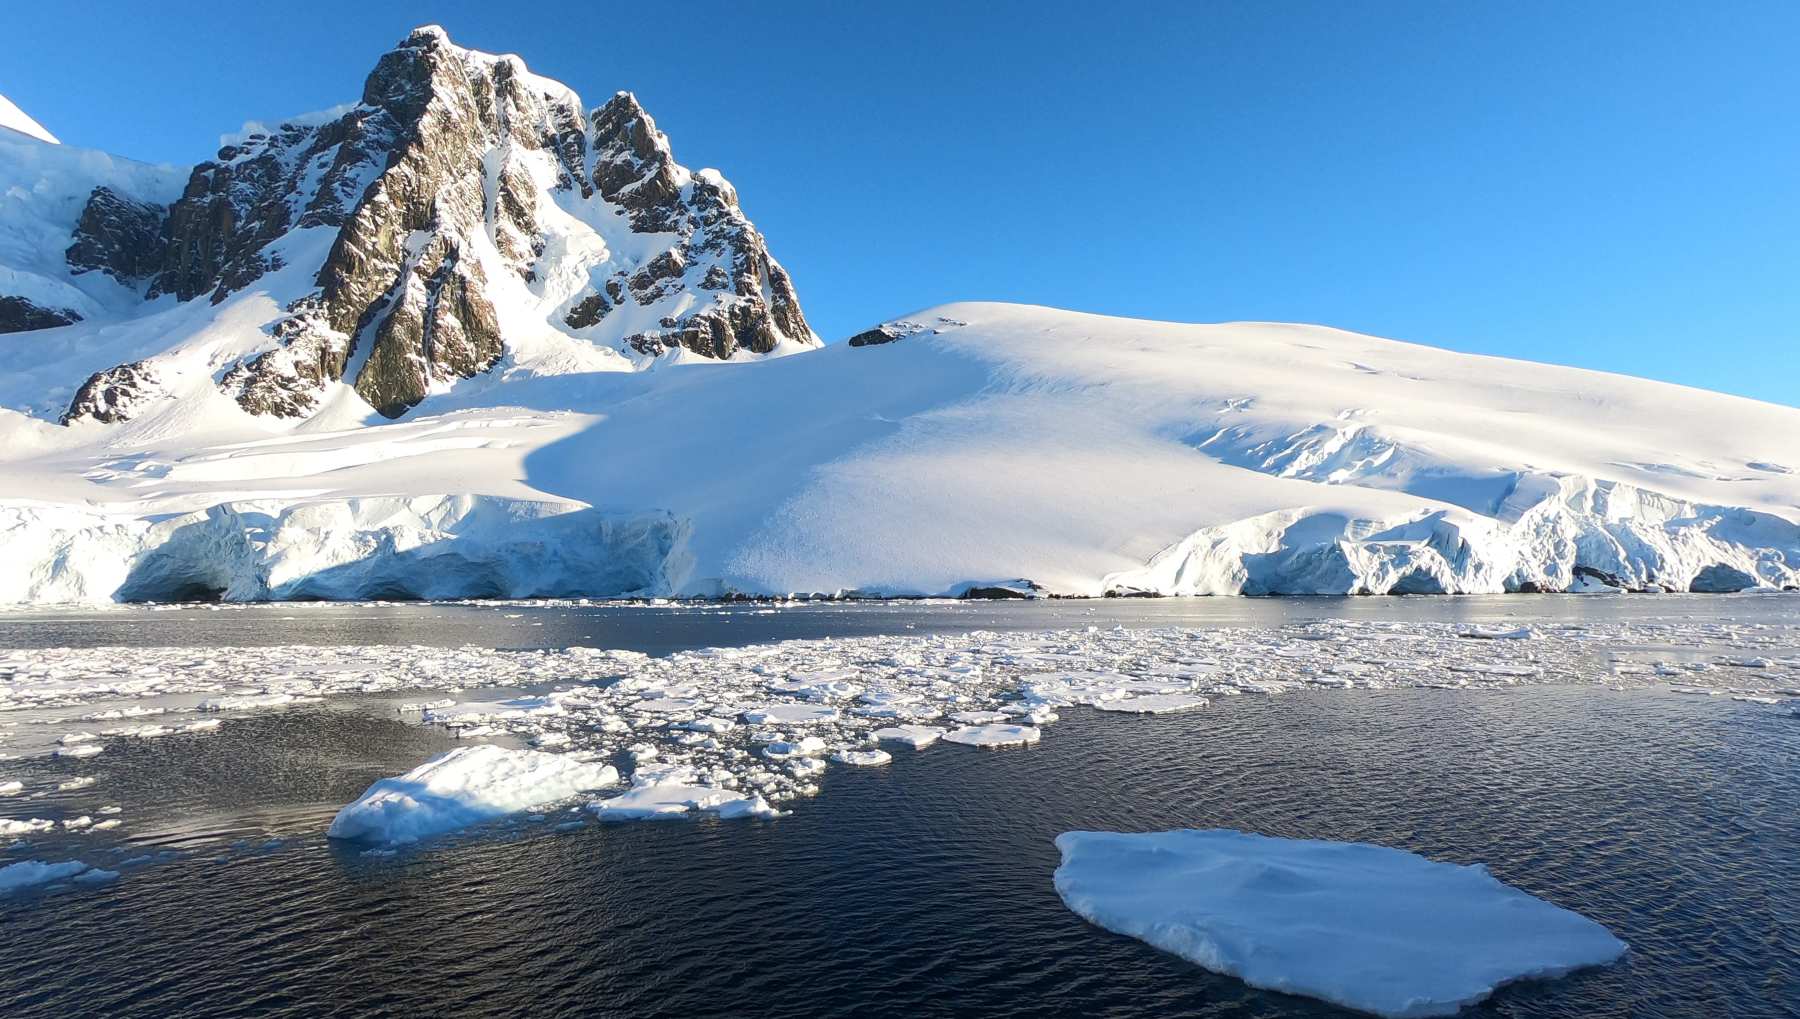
[0,597,1796,1017]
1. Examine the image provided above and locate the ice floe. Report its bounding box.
[587,764,778,822]
[942,723,1041,748]
[1053,829,1627,1018]
[0,858,117,894]
[326,744,620,845]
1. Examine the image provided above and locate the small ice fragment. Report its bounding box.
[588,782,778,822]
[1092,694,1209,714]
[0,859,96,894]
[873,724,946,748]
[761,736,828,761]
[942,723,1041,748]
[832,749,892,767]
[741,704,840,726]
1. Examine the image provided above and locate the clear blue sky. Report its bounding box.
[7,1,1796,406]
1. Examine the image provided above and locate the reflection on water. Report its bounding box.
[3,685,1796,1018]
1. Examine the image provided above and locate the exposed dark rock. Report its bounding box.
[66,187,168,282]
[62,360,161,424]
[63,25,815,424]
[848,326,904,347]
[355,239,503,417]
[1572,565,1627,589]
[1688,563,1758,593]
[959,579,1044,600]
[849,318,950,347]
[563,291,612,329]
[0,296,80,334]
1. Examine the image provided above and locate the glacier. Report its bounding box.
[2,302,1798,605]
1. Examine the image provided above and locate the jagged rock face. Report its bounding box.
[61,360,161,424]
[61,26,814,424]
[0,296,79,334]
[65,187,168,283]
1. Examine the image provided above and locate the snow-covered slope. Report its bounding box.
[0,129,183,334]
[3,302,1796,605]
[0,93,58,144]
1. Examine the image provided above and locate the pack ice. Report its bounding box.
[1052,830,1627,1018]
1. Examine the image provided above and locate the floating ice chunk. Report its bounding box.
[1460,626,1537,640]
[832,749,891,767]
[943,723,1041,748]
[425,695,563,724]
[588,782,777,822]
[54,743,103,759]
[762,737,828,761]
[633,697,700,713]
[0,818,56,837]
[948,710,1011,724]
[787,757,827,779]
[198,692,318,712]
[741,704,840,725]
[0,781,21,796]
[58,732,98,745]
[0,859,109,894]
[873,724,946,748]
[1092,694,1209,714]
[1053,830,1627,1019]
[326,745,620,845]
[678,716,738,733]
[531,731,572,748]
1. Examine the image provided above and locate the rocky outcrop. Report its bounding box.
[61,360,162,424]
[0,296,80,334]
[61,26,815,424]
[65,186,167,283]
[847,317,967,347]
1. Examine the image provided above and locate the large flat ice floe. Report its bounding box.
[1053,830,1627,1018]
[326,744,620,844]
[4,303,1799,605]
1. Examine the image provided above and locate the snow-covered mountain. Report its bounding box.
[1,30,1796,606]
[0,26,814,427]
[3,301,1797,605]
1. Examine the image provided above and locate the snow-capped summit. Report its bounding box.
[0,26,814,425]
[1,32,1796,608]
[0,93,58,144]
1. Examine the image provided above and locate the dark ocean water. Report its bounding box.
[1,600,1797,1018]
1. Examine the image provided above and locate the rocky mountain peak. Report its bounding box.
[36,27,815,425]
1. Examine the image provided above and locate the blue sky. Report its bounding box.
[7,1,1796,405]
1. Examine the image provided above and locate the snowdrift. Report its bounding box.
[3,303,1798,604]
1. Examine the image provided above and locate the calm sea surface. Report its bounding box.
[1,598,1796,1018]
